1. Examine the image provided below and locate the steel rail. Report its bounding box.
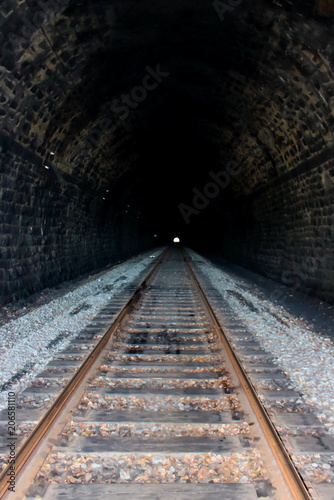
[0,248,169,499]
[183,252,312,500]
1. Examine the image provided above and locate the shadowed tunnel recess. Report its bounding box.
[0,0,334,305]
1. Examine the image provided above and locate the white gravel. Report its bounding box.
[188,250,334,435]
[0,248,164,411]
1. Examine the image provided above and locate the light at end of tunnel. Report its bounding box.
[173,237,180,243]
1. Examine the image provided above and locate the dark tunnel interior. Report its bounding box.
[0,0,334,305]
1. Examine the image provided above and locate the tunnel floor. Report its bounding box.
[0,247,333,435]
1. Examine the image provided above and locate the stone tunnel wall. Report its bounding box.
[219,154,334,304]
[205,4,334,303]
[0,138,153,306]
[186,2,334,304]
[0,1,157,306]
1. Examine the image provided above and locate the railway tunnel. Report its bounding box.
[1,0,334,307]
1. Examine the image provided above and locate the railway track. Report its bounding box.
[0,247,328,499]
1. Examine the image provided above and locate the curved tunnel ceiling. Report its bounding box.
[1,0,334,304]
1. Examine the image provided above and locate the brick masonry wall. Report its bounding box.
[221,156,334,303]
[0,136,153,305]
[0,1,158,305]
[189,2,334,304]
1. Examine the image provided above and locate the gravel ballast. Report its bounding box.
[0,249,163,410]
[1,246,333,436]
[188,250,334,435]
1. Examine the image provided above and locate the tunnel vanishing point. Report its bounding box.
[0,0,334,307]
